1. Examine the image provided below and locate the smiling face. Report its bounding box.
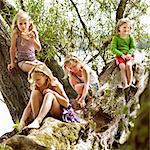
[118,23,131,37]
[31,72,48,88]
[17,17,30,33]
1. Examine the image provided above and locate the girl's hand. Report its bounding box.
[43,88,54,95]
[28,32,36,40]
[78,97,86,108]
[125,54,132,60]
[21,32,35,41]
[8,63,16,72]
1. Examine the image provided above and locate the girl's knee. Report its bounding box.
[126,61,132,66]
[126,61,133,69]
[119,63,126,70]
[31,90,43,102]
[74,84,84,95]
[44,92,55,100]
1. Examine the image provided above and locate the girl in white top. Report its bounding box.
[64,55,100,108]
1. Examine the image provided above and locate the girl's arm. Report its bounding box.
[28,29,41,51]
[111,36,123,56]
[32,29,41,51]
[53,90,70,108]
[8,32,17,71]
[43,80,70,108]
[53,80,70,108]
[78,67,90,101]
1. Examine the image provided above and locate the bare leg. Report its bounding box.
[69,73,83,88]
[74,84,84,95]
[74,84,86,107]
[28,92,62,128]
[119,63,128,88]
[30,89,43,118]
[75,83,84,103]
[69,76,85,105]
[126,61,133,86]
[18,60,43,72]
[18,62,34,72]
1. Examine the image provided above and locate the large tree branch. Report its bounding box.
[20,0,26,11]
[116,0,128,21]
[87,39,112,64]
[69,0,109,63]
[69,0,89,38]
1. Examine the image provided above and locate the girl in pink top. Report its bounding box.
[8,10,42,73]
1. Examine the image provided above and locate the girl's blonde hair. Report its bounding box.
[63,55,83,79]
[11,10,36,35]
[28,63,57,89]
[116,18,133,33]
[64,55,80,66]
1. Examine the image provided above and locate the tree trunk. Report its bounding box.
[0,20,30,122]
[121,74,150,150]
[116,0,128,21]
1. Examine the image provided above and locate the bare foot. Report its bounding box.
[124,84,130,89]
[130,84,137,89]
[78,100,86,108]
[27,119,41,129]
[75,95,81,101]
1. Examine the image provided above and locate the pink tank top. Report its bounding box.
[16,36,36,62]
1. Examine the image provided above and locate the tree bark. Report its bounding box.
[0,20,30,122]
[120,73,150,150]
[116,0,128,21]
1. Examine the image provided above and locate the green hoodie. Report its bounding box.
[111,34,136,56]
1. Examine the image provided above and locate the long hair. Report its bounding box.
[28,63,57,89]
[11,10,36,36]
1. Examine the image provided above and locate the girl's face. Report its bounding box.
[119,23,131,36]
[17,17,30,33]
[66,62,80,73]
[31,72,47,88]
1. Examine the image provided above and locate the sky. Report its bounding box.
[139,6,150,34]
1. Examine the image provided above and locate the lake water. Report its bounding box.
[0,93,14,136]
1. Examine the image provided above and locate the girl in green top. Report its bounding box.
[111,18,136,89]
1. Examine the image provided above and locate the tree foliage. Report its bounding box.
[8,0,150,70]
